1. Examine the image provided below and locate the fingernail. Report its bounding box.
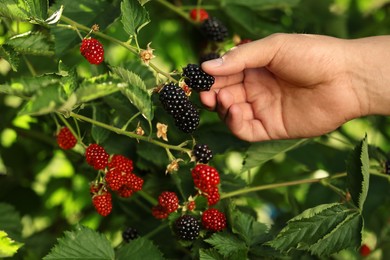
[202,57,223,67]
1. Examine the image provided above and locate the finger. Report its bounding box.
[201,33,285,76]
[199,90,217,111]
[215,85,247,119]
[226,104,271,142]
[209,73,244,90]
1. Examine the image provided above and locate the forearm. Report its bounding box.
[348,36,390,116]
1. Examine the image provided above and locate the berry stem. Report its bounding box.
[137,190,158,205]
[69,112,191,153]
[121,112,141,131]
[155,0,197,25]
[144,221,169,239]
[220,173,347,199]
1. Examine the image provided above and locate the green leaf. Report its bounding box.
[269,203,362,256]
[0,45,20,71]
[43,225,115,260]
[19,84,74,115]
[0,203,23,241]
[121,0,150,36]
[75,75,121,104]
[111,66,153,120]
[123,60,156,89]
[91,105,111,144]
[50,0,120,56]
[6,31,54,56]
[0,74,61,97]
[231,210,268,246]
[116,237,164,260]
[346,135,370,210]
[204,231,248,258]
[25,0,48,20]
[199,248,225,260]
[0,231,23,258]
[242,139,307,171]
[0,0,30,20]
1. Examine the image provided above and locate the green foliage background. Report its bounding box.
[2,0,390,259]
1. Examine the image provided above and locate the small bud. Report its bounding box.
[165,159,183,174]
[91,24,100,32]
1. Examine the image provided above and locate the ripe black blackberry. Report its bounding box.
[193,144,213,164]
[199,52,220,64]
[174,215,200,241]
[174,103,200,133]
[122,227,139,242]
[159,83,190,115]
[182,64,215,92]
[200,17,228,42]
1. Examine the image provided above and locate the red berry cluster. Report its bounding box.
[152,191,179,219]
[192,164,221,206]
[56,127,77,150]
[80,38,104,65]
[202,208,227,232]
[85,144,143,216]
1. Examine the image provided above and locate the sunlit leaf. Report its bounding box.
[0,203,22,241]
[121,0,150,36]
[75,74,120,104]
[0,0,30,20]
[0,45,20,71]
[6,31,54,56]
[43,225,115,260]
[0,231,23,258]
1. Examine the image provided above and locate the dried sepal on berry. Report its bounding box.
[156,122,168,141]
[139,42,155,65]
[165,159,183,174]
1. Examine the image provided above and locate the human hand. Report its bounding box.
[200,33,372,142]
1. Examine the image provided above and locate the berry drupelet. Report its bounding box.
[174,215,200,241]
[182,64,215,92]
[192,144,213,164]
[200,17,229,42]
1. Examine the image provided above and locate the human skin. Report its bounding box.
[200,33,390,142]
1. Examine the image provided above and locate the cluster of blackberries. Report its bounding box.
[174,215,200,241]
[192,144,213,164]
[182,64,215,92]
[159,83,200,133]
[200,17,229,43]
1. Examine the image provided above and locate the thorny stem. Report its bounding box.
[69,112,192,154]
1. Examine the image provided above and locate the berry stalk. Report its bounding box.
[68,112,192,154]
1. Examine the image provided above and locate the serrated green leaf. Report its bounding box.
[75,75,121,104]
[243,139,307,171]
[0,45,20,71]
[19,84,72,115]
[91,105,111,144]
[0,203,23,241]
[111,66,153,120]
[6,31,54,56]
[269,203,362,256]
[231,210,268,246]
[50,0,120,56]
[0,231,23,258]
[309,211,362,256]
[0,0,30,20]
[199,248,225,260]
[346,135,369,210]
[116,237,164,260]
[25,0,48,20]
[0,74,61,97]
[204,231,248,257]
[123,60,156,89]
[43,225,115,260]
[121,0,150,36]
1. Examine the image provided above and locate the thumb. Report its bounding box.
[201,33,284,75]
